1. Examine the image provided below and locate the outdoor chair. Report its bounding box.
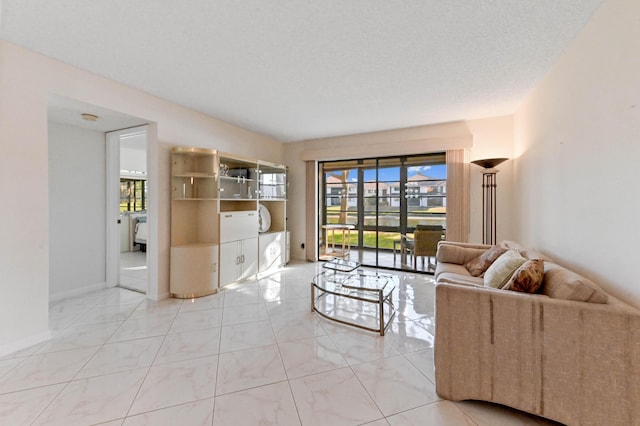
[410,225,443,271]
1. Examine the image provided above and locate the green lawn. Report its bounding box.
[326,231,405,250]
[324,206,445,249]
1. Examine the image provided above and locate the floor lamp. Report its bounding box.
[471,158,508,245]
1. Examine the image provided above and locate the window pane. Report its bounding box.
[320,154,446,270]
[407,213,446,228]
[326,210,357,225]
[363,214,400,227]
[361,231,403,250]
[326,182,357,194]
[363,169,376,181]
[378,166,400,182]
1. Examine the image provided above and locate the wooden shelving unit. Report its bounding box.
[170,147,287,297]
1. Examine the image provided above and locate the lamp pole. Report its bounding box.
[471,158,508,245]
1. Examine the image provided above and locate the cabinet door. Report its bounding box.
[219,241,241,286]
[240,237,259,280]
[259,232,284,273]
[170,245,218,297]
[270,232,283,269]
[285,231,290,264]
[259,233,275,273]
[220,211,258,243]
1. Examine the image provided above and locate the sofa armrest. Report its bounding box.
[436,241,490,265]
[435,283,640,426]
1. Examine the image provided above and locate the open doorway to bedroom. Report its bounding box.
[48,95,152,301]
[114,128,148,294]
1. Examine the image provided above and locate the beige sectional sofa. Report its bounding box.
[433,241,640,426]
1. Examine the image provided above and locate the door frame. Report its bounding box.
[106,125,159,299]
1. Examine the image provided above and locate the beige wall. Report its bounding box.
[284,116,515,261]
[49,123,106,300]
[513,0,640,307]
[0,40,283,351]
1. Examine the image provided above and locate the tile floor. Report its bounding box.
[0,261,560,425]
[323,248,435,274]
[119,251,148,294]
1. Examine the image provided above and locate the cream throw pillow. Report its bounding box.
[484,249,527,289]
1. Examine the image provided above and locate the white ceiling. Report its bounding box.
[1,1,603,142]
[48,95,149,133]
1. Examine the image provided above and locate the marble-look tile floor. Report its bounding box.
[119,251,148,294]
[0,261,560,425]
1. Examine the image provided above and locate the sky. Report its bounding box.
[354,164,446,182]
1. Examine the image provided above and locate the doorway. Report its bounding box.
[108,128,149,293]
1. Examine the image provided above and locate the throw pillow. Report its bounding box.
[503,259,544,293]
[483,249,527,288]
[436,244,487,265]
[464,245,507,277]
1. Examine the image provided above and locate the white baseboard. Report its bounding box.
[0,330,52,358]
[49,282,108,304]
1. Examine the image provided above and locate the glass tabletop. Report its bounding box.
[312,269,397,301]
[322,258,361,272]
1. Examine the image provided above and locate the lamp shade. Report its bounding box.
[471,158,508,169]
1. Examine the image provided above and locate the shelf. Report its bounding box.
[173,198,218,201]
[174,173,217,178]
[258,230,283,236]
[172,242,218,248]
[219,176,255,182]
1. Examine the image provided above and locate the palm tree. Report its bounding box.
[327,170,350,224]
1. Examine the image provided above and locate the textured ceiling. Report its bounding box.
[48,95,148,133]
[1,1,603,142]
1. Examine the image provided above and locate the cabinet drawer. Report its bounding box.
[220,211,258,242]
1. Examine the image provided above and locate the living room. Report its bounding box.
[0,0,638,424]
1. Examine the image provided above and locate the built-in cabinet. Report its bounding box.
[170,147,287,298]
[220,238,259,285]
[257,161,287,273]
[219,210,259,286]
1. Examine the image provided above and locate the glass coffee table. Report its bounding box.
[311,266,397,336]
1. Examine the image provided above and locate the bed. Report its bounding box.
[128,213,148,252]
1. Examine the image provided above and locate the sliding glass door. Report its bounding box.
[319,154,446,272]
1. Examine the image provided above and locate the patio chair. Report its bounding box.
[410,225,443,271]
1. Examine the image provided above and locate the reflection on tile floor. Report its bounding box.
[0,261,560,425]
[119,251,148,294]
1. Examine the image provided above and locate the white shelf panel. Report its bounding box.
[174,173,217,178]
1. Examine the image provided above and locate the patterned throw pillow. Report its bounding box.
[503,259,545,293]
[483,249,527,288]
[464,245,507,277]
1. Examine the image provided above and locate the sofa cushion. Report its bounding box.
[437,273,484,287]
[436,243,488,265]
[503,259,544,293]
[484,249,527,288]
[464,245,507,277]
[498,240,524,251]
[435,262,470,281]
[520,248,553,262]
[542,263,608,304]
